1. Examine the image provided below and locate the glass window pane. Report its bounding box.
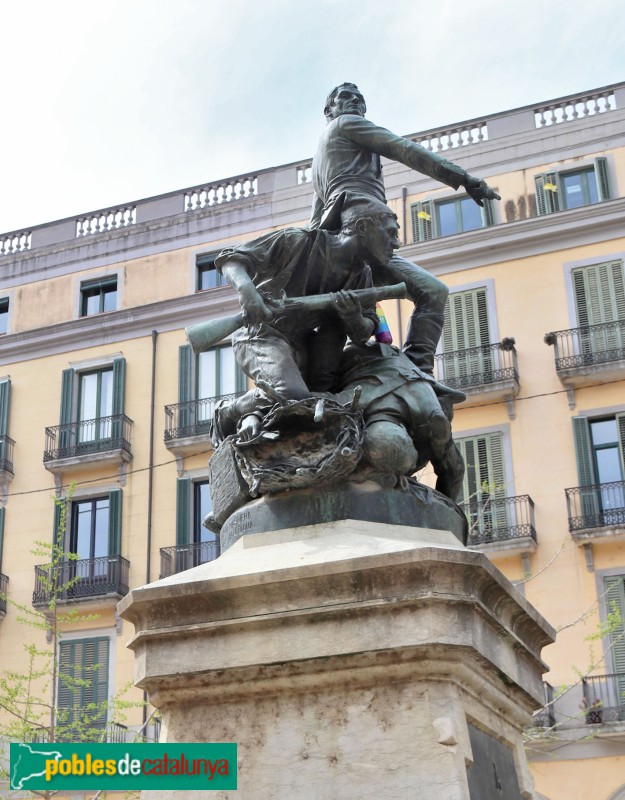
[102,287,117,312]
[586,170,599,204]
[595,448,624,485]
[195,482,215,544]
[219,348,236,395]
[562,173,585,208]
[590,419,618,446]
[80,374,98,421]
[460,198,483,232]
[199,267,218,290]
[0,302,9,335]
[437,201,457,237]
[100,370,113,418]
[75,502,93,560]
[93,499,109,559]
[198,351,217,399]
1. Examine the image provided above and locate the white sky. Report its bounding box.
[1,0,624,234]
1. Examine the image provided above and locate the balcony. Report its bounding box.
[0,435,15,483]
[0,572,7,616]
[32,555,130,607]
[434,341,520,417]
[164,393,242,456]
[582,674,625,724]
[463,494,537,557]
[565,480,625,542]
[531,682,556,729]
[545,320,625,388]
[43,415,132,474]
[159,540,220,579]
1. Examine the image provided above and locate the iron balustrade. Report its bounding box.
[32,555,130,605]
[434,342,518,390]
[565,480,625,532]
[545,320,625,372]
[532,681,556,729]
[164,393,243,442]
[160,540,220,578]
[582,673,625,723]
[0,572,7,614]
[462,494,536,546]
[43,414,132,462]
[0,435,15,475]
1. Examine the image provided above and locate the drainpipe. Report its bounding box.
[397,187,408,347]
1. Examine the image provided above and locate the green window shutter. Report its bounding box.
[572,417,596,486]
[107,490,122,555]
[534,172,559,215]
[58,637,110,729]
[410,200,433,243]
[179,345,193,404]
[616,412,625,477]
[0,379,10,436]
[604,577,625,677]
[441,288,491,383]
[52,499,63,548]
[573,262,625,326]
[176,478,191,546]
[59,369,75,425]
[595,157,610,201]
[58,640,76,720]
[0,507,5,573]
[83,637,110,711]
[111,358,126,441]
[457,432,508,534]
[481,197,495,228]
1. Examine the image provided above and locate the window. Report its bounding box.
[59,359,126,451]
[177,344,245,432]
[0,299,8,335]
[437,287,492,386]
[57,637,109,739]
[174,478,219,570]
[535,157,610,215]
[456,432,509,535]
[571,260,625,359]
[572,415,625,519]
[56,490,123,563]
[197,254,227,291]
[411,196,494,242]
[604,577,625,687]
[80,277,117,316]
[0,378,12,474]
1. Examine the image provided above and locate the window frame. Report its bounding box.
[411,195,494,242]
[535,156,610,216]
[0,298,9,336]
[196,253,227,292]
[80,277,118,317]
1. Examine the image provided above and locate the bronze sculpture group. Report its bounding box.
[188,83,500,538]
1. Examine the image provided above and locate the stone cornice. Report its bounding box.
[0,287,240,365]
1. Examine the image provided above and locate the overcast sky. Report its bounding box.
[1,0,624,234]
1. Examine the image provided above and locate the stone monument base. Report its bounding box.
[118,520,554,800]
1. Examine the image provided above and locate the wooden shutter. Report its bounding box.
[534,172,560,215]
[111,358,126,442]
[58,637,109,729]
[573,262,625,326]
[107,490,122,555]
[571,416,599,521]
[411,200,433,242]
[0,507,5,573]
[595,157,610,202]
[617,413,625,478]
[0,379,10,436]
[457,432,508,535]
[441,288,491,383]
[59,369,75,451]
[604,577,625,678]
[179,345,193,403]
[176,478,191,546]
[52,498,63,548]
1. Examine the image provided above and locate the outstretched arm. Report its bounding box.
[340,115,500,206]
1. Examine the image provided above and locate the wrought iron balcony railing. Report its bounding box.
[531,681,556,729]
[434,342,518,391]
[565,480,625,532]
[160,540,220,579]
[582,673,625,723]
[43,415,132,462]
[462,494,537,546]
[32,555,130,606]
[0,435,15,475]
[545,319,625,372]
[0,572,7,614]
[164,393,242,442]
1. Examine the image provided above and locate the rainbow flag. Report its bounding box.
[375,304,393,344]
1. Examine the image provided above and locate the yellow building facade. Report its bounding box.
[1,82,625,799]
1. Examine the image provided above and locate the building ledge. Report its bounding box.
[43,446,132,475]
[164,431,214,458]
[571,524,625,544]
[468,534,537,558]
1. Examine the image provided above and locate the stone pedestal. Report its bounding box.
[118,521,555,800]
